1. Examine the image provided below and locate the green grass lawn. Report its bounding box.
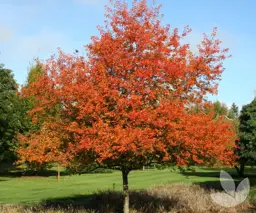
[0,167,256,205]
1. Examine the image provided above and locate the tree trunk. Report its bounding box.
[57,165,60,182]
[240,162,245,177]
[122,170,130,213]
[235,160,246,177]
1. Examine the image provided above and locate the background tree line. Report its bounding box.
[0,62,42,166]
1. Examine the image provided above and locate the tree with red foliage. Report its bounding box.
[17,1,236,212]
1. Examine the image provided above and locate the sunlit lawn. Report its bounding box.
[0,167,255,205]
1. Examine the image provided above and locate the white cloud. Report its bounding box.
[0,2,89,85]
[0,27,78,84]
[17,28,69,58]
[0,26,13,42]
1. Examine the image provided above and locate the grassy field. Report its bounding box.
[0,167,256,213]
[0,167,255,205]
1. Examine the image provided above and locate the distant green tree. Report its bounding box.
[0,62,44,164]
[188,101,230,118]
[0,64,28,163]
[235,99,256,177]
[213,100,229,118]
[228,103,239,119]
[227,103,240,138]
[26,61,43,86]
[23,61,43,124]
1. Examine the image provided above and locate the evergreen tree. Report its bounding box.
[235,99,256,176]
[0,64,26,162]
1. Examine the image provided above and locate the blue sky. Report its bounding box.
[0,0,255,109]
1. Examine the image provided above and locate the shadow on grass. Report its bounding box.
[0,161,71,178]
[195,179,255,191]
[182,171,221,178]
[181,167,256,180]
[0,168,71,178]
[40,190,177,213]
[181,168,256,206]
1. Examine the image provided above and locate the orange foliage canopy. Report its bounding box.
[17,0,235,171]
[17,122,70,167]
